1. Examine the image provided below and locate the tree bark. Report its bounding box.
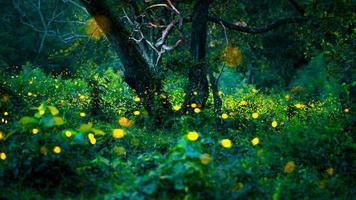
[183,0,211,112]
[80,0,172,123]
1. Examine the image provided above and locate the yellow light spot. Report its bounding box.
[200,153,211,165]
[3,112,8,116]
[64,130,72,138]
[32,128,39,134]
[251,137,260,146]
[252,112,259,119]
[295,103,305,109]
[271,120,278,128]
[239,100,248,106]
[112,129,125,139]
[86,16,111,39]
[118,117,133,127]
[89,137,96,145]
[223,46,243,67]
[326,167,334,176]
[221,139,232,148]
[344,108,350,113]
[191,103,197,108]
[39,110,45,115]
[133,97,141,102]
[0,152,6,160]
[284,161,296,173]
[88,133,95,140]
[27,92,33,96]
[194,108,201,113]
[79,95,85,100]
[53,146,61,154]
[0,131,3,140]
[133,111,140,116]
[221,113,229,119]
[187,131,199,141]
[173,105,181,111]
[80,112,86,117]
[217,91,223,96]
[252,88,257,93]
[285,95,291,100]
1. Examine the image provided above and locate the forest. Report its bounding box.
[0,0,355,199]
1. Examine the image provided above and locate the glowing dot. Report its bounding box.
[239,100,248,106]
[251,137,260,146]
[133,111,140,116]
[80,112,86,117]
[285,95,291,100]
[133,97,141,102]
[79,95,85,100]
[221,139,232,148]
[32,128,39,134]
[252,112,259,119]
[191,103,197,108]
[217,91,223,96]
[173,105,181,111]
[65,130,72,138]
[284,161,296,173]
[187,131,199,141]
[252,88,257,93]
[295,103,304,109]
[89,137,96,145]
[0,152,6,160]
[88,133,95,140]
[221,113,229,119]
[200,153,211,165]
[194,108,201,113]
[27,92,33,96]
[344,108,350,113]
[326,167,334,176]
[271,120,278,128]
[0,131,3,140]
[53,146,61,154]
[118,117,133,127]
[112,129,125,139]
[3,112,8,116]
[193,91,198,96]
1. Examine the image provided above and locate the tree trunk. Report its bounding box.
[183,0,211,112]
[80,0,172,123]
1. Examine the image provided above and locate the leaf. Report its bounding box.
[40,115,55,128]
[78,122,93,133]
[93,129,105,135]
[53,117,64,126]
[19,116,38,126]
[47,106,59,116]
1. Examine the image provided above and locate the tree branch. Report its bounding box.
[207,16,306,34]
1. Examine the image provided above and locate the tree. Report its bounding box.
[78,0,308,123]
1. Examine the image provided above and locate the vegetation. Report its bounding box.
[0,0,355,199]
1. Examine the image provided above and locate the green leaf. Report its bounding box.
[19,116,38,126]
[78,122,93,133]
[47,106,59,116]
[53,116,64,126]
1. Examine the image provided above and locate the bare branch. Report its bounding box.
[207,16,306,34]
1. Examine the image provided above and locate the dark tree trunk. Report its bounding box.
[80,0,172,123]
[183,0,211,112]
